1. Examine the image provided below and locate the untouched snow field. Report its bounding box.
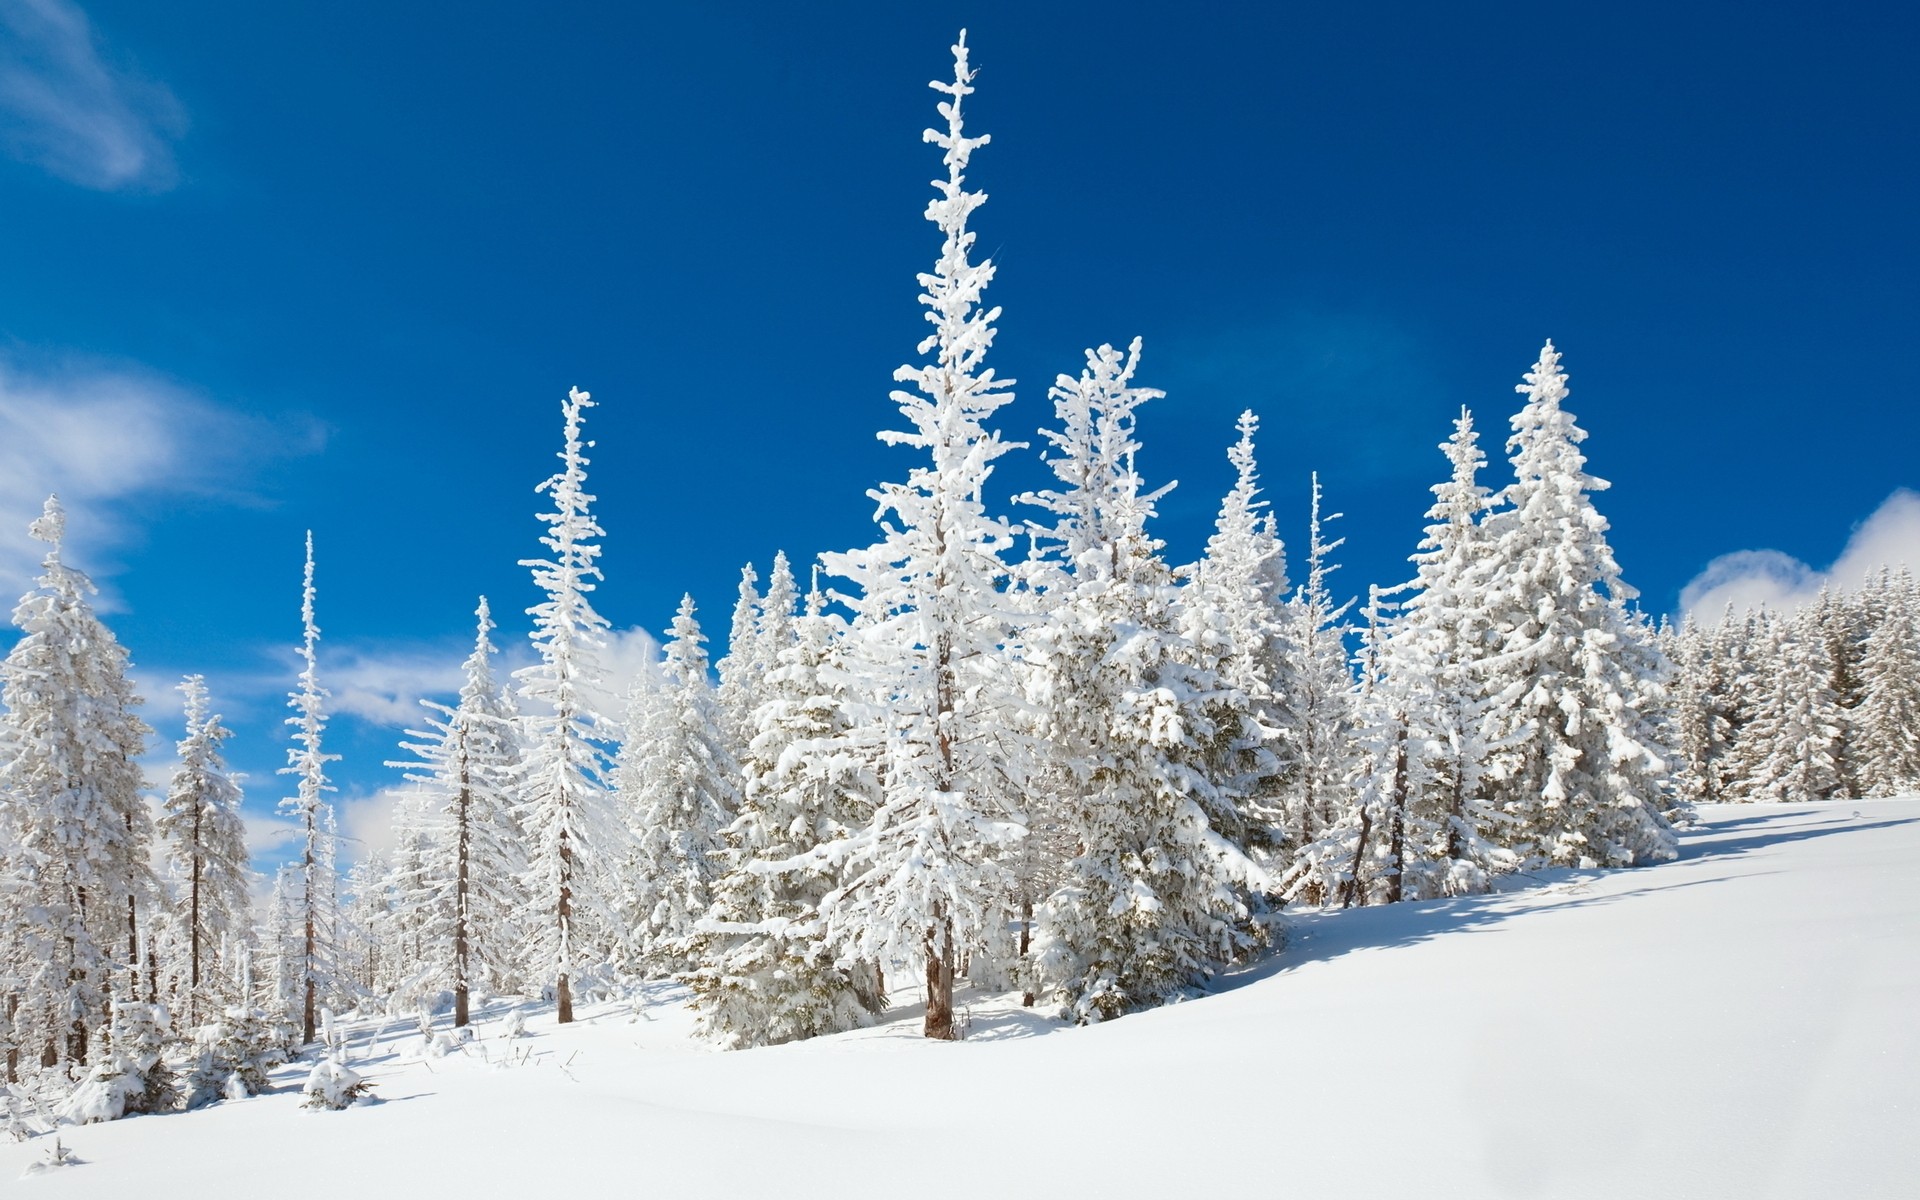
[8,800,1917,1198]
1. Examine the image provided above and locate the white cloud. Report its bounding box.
[336,786,407,867]
[582,624,662,723]
[1680,489,1920,621]
[0,0,184,191]
[325,645,468,728]
[0,355,323,601]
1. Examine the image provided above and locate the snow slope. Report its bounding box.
[8,801,1916,1198]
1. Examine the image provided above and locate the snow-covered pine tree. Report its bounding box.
[715,554,803,762]
[516,386,618,1024]
[278,532,341,1045]
[1177,411,1291,857]
[619,596,738,972]
[1020,339,1268,1021]
[1811,585,1868,797]
[1476,342,1676,867]
[1288,586,1421,908]
[1716,607,1773,803]
[685,579,883,1047]
[1397,408,1511,894]
[1857,569,1920,796]
[1272,474,1360,899]
[1747,607,1846,803]
[817,31,1030,1040]
[0,496,152,1078]
[157,676,252,1028]
[716,563,763,751]
[1668,615,1736,807]
[386,598,525,1025]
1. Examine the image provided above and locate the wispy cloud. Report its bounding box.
[0,0,184,191]
[0,354,325,601]
[1680,489,1920,620]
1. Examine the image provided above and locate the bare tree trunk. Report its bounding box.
[1385,721,1410,905]
[556,829,574,1025]
[1020,894,1035,1007]
[454,751,472,1028]
[923,914,956,1041]
[189,808,203,1024]
[1341,807,1374,910]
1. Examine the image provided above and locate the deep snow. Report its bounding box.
[7,800,1916,1198]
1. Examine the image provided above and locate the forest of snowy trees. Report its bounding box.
[0,32,1908,1123]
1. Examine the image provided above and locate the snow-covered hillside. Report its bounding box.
[8,800,1915,1198]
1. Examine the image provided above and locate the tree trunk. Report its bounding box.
[556,828,574,1025]
[1385,720,1410,905]
[454,749,472,1028]
[1020,894,1035,1007]
[1341,806,1374,910]
[923,915,957,1041]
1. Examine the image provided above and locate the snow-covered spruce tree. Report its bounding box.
[58,998,177,1122]
[685,581,884,1047]
[1715,607,1774,803]
[516,386,618,1024]
[1857,570,1920,795]
[1476,342,1676,867]
[715,554,802,764]
[1020,339,1268,1021]
[386,598,526,1025]
[1286,587,1422,908]
[1810,585,1868,797]
[158,676,252,1028]
[1749,607,1845,803]
[716,563,763,751]
[1668,615,1736,807]
[0,496,152,1078]
[1272,475,1360,899]
[1177,411,1291,857]
[817,31,1030,1040]
[1395,408,1512,894]
[278,532,341,1046]
[618,596,738,972]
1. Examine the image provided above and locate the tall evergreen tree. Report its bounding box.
[158,676,251,1027]
[1273,474,1360,895]
[619,596,738,972]
[387,598,526,1025]
[516,386,617,1024]
[0,497,151,1078]
[1476,343,1676,867]
[686,581,883,1046]
[818,31,1030,1040]
[1857,570,1920,796]
[279,532,341,1046]
[1178,411,1291,857]
[1022,339,1267,1020]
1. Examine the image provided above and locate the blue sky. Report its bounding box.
[0,1,1914,863]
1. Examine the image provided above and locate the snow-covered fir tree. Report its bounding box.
[1177,411,1291,858]
[278,532,341,1045]
[1021,339,1269,1021]
[516,386,618,1024]
[1749,607,1846,803]
[158,676,252,1027]
[1274,474,1360,899]
[386,598,526,1025]
[618,596,738,972]
[685,579,883,1047]
[1475,342,1677,867]
[1394,409,1511,896]
[1855,571,1920,796]
[0,496,152,1079]
[817,31,1031,1039]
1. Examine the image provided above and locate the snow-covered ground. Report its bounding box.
[9,800,1916,1197]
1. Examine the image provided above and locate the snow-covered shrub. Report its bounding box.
[58,1001,179,1123]
[185,1005,289,1106]
[301,1059,372,1110]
